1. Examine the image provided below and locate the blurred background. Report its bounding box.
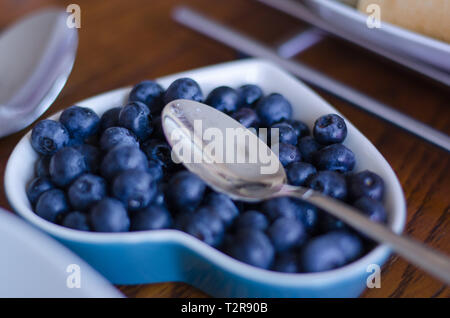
[0,0,448,298]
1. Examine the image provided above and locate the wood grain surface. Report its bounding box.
[0,0,448,298]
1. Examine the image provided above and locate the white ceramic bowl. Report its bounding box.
[4,59,406,297]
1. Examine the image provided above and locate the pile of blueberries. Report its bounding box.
[27,77,387,273]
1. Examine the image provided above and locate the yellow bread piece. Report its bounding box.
[358,0,450,43]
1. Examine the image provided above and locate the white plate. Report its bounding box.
[0,209,122,298]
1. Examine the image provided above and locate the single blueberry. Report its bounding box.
[142,139,177,172]
[166,171,206,212]
[35,189,69,223]
[99,126,139,151]
[267,218,306,252]
[73,144,101,173]
[256,93,292,126]
[308,171,348,201]
[31,120,70,155]
[100,145,148,180]
[292,199,319,234]
[277,142,301,167]
[152,182,168,206]
[348,170,385,202]
[354,196,387,224]
[300,231,363,272]
[99,107,121,132]
[26,177,54,206]
[205,86,239,113]
[272,253,300,273]
[131,205,172,231]
[128,80,164,114]
[319,212,349,233]
[163,77,203,104]
[231,107,260,128]
[261,197,297,221]
[49,147,87,187]
[180,206,225,247]
[90,198,130,232]
[284,119,310,139]
[204,192,239,226]
[62,211,90,231]
[147,160,164,182]
[118,101,153,140]
[35,156,51,178]
[271,122,297,145]
[68,174,107,211]
[298,136,323,163]
[286,162,317,186]
[233,210,269,232]
[313,144,356,173]
[59,106,100,141]
[237,84,263,108]
[112,169,157,211]
[225,229,274,269]
[313,114,347,145]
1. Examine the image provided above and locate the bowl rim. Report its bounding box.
[4,58,407,286]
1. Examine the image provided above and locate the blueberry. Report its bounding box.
[68,174,107,211]
[206,86,239,113]
[49,147,87,187]
[31,120,70,155]
[272,253,300,273]
[204,192,239,226]
[90,198,130,232]
[35,189,69,223]
[166,171,206,212]
[131,205,172,231]
[142,139,176,172]
[319,213,348,233]
[35,156,51,178]
[308,171,347,201]
[151,115,164,139]
[277,142,301,167]
[231,107,259,128]
[152,182,168,206]
[180,206,225,247]
[99,126,139,151]
[59,106,100,141]
[354,196,387,224]
[26,177,54,206]
[100,145,148,180]
[237,84,263,108]
[313,114,347,145]
[348,170,385,202]
[285,119,310,138]
[313,144,356,173]
[62,211,90,231]
[73,144,101,173]
[99,107,121,132]
[286,162,316,186]
[300,231,363,272]
[261,197,297,221]
[112,169,157,211]
[225,229,274,269]
[298,136,323,163]
[129,80,164,114]
[233,210,269,232]
[292,200,319,234]
[271,122,297,145]
[118,101,153,140]
[163,77,203,104]
[256,93,292,126]
[147,160,164,182]
[267,218,306,252]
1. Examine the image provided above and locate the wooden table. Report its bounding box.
[0,0,448,298]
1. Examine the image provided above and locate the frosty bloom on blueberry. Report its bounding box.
[26,77,388,274]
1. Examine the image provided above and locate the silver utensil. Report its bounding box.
[173,6,450,152]
[0,8,78,138]
[161,99,450,284]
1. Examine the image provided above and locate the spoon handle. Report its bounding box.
[277,184,450,284]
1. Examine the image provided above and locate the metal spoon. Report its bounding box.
[161,99,450,284]
[0,8,78,138]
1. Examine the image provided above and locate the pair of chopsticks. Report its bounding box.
[172,6,450,152]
